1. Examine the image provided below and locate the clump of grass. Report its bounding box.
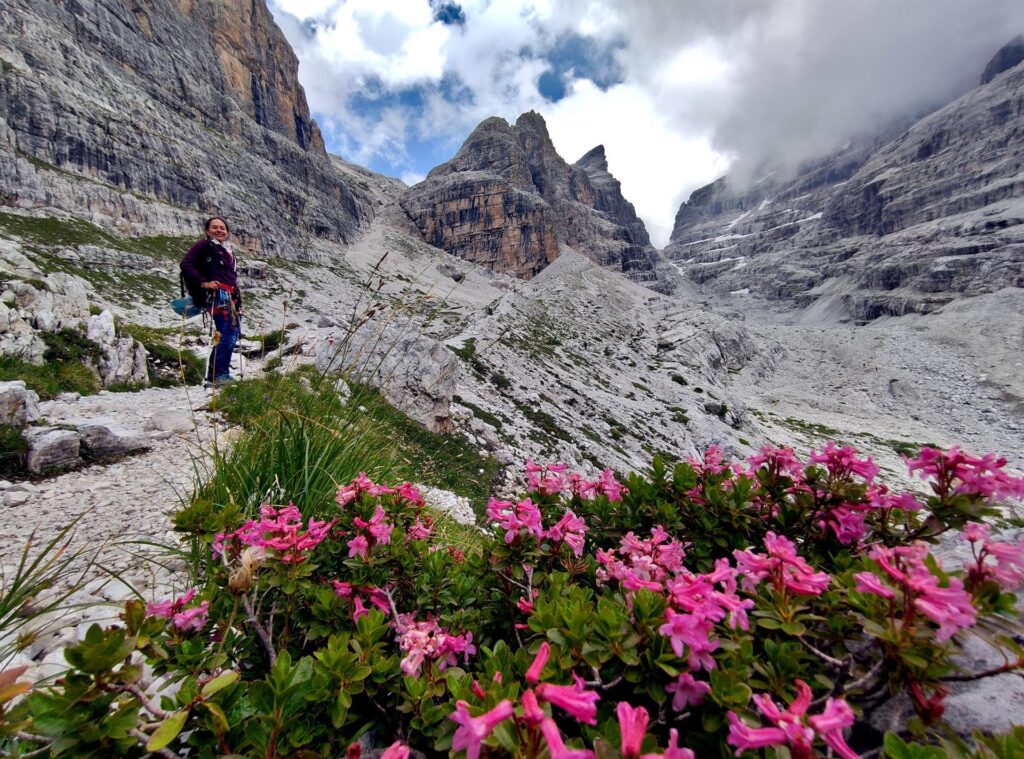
[42,328,101,364]
[0,424,26,477]
[0,357,99,398]
[671,374,688,386]
[195,368,500,520]
[453,395,506,432]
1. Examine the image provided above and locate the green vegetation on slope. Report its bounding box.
[191,368,500,524]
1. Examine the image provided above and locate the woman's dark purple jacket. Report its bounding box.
[180,239,242,310]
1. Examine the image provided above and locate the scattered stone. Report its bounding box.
[2,490,30,507]
[143,411,194,434]
[0,380,41,427]
[703,401,725,416]
[77,424,151,459]
[419,485,476,526]
[24,427,81,474]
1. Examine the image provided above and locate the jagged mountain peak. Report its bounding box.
[980,34,1024,85]
[575,145,608,172]
[403,113,670,290]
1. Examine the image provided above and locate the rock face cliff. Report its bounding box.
[0,0,370,256]
[402,112,671,291]
[665,46,1024,321]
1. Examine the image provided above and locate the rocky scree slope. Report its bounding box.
[0,0,373,257]
[402,111,674,292]
[665,42,1024,322]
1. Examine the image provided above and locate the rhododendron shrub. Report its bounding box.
[5,447,1023,758]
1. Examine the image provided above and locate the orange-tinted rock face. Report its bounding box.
[182,0,324,152]
[404,174,559,278]
[404,111,668,289]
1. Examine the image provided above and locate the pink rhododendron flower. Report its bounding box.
[213,503,333,564]
[545,510,588,556]
[172,601,209,632]
[536,674,600,724]
[486,497,545,543]
[665,672,711,711]
[853,571,896,599]
[525,459,569,495]
[807,698,858,759]
[728,680,858,759]
[868,484,921,512]
[525,641,550,684]
[914,579,977,642]
[907,447,1024,501]
[379,741,409,759]
[367,587,391,614]
[397,618,476,677]
[450,700,514,759]
[748,446,805,480]
[408,517,433,541]
[352,596,369,622]
[396,482,424,505]
[808,442,879,483]
[539,718,595,759]
[827,508,867,545]
[146,589,209,632]
[963,527,1024,591]
[733,532,830,596]
[640,728,695,759]
[658,609,718,672]
[963,522,991,543]
[517,597,535,614]
[335,484,358,507]
[147,587,196,619]
[616,702,649,757]
[596,527,686,595]
[666,559,754,631]
[332,580,353,597]
[594,468,626,501]
[868,543,977,641]
[726,712,790,755]
[689,445,730,476]
[347,535,369,559]
[521,688,545,726]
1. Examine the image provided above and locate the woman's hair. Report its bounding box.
[204,216,230,233]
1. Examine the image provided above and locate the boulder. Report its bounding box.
[24,427,80,474]
[0,381,41,427]
[87,311,149,387]
[142,411,194,434]
[315,315,458,434]
[76,424,151,459]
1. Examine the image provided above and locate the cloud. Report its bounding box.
[545,80,728,246]
[269,0,1024,246]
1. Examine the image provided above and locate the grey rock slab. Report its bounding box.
[142,411,195,434]
[24,427,81,474]
[0,380,41,427]
[76,423,151,459]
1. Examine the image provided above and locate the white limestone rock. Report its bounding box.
[24,427,81,474]
[0,380,41,427]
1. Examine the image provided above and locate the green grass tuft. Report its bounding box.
[196,368,500,520]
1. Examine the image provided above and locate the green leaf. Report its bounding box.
[147,709,189,751]
[201,670,239,699]
[203,701,230,733]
